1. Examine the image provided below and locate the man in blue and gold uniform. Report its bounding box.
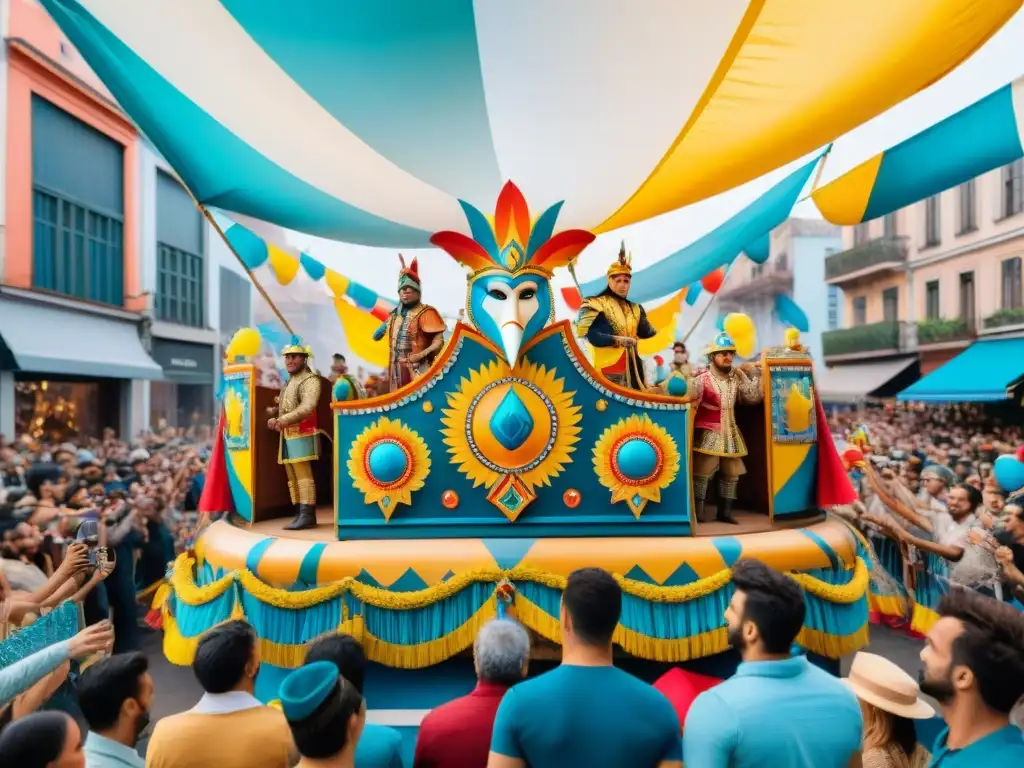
[267,337,322,531]
[329,353,366,403]
[575,241,657,390]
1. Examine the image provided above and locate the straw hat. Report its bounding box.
[843,652,935,720]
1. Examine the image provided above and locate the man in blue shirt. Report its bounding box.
[488,567,682,768]
[683,558,863,767]
[78,652,153,768]
[305,633,404,768]
[919,587,1024,766]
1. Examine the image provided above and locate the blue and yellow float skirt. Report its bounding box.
[161,517,869,678]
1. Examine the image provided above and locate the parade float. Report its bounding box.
[40,0,1022,727]
[157,182,871,706]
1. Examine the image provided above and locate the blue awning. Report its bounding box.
[897,337,1024,402]
[0,298,163,380]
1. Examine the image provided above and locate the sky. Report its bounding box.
[285,11,1024,324]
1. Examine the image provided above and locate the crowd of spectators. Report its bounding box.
[4,561,1018,768]
[0,400,1022,767]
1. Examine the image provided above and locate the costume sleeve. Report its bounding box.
[279,376,322,426]
[681,690,738,768]
[582,310,617,348]
[637,305,658,340]
[418,307,447,336]
[0,641,70,708]
[736,368,764,405]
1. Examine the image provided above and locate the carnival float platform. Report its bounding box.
[162,318,870,722]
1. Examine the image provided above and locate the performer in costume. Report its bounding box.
[329,353,366,403]
[373,255,447,393]
[689,331,765,525]
[267,337,322,531]
[575,241,657,389]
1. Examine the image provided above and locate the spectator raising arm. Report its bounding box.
[0,621,112,707]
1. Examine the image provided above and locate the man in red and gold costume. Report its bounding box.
[575,241,657,390]
[689,331,764,525]
[373,255,447,393]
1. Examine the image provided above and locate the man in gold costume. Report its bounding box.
[373,254,447,393]
[575,242,657,389]
[689,332,764,525]
[267,337,322,531]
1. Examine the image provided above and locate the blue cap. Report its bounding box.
[279,661,339,722]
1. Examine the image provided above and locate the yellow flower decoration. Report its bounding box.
[441,359,581,519]
[347,416,431,520]
[592,414,680,518]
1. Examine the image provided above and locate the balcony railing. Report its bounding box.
[916,317,976,346]
[718,265,793,301]
[983,307,1024,330]
[822,320,907,358]
[825,236,908,283]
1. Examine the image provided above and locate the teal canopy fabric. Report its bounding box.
[897,337,1024,402]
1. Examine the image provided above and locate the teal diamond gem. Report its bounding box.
[489,388,534,451]
[632,494,642,507]
[381,496,391,508]
[499,487,523,512]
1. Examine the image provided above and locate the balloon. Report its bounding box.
[701,267,726,294]
[993,454,1024,494]
[684,282,703,306]
[723,313,757,358]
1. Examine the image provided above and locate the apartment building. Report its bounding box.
[718,218,842,363]
[0,0,252,438]
[818,159,1024,404]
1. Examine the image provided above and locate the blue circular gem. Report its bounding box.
[367,441,408,485]
[615,438,658,481]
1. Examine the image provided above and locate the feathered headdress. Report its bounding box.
[397,253,421,292]
[430,181,596,276]
[607,240,632,278]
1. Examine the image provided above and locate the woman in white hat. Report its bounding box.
[844,652,936,768]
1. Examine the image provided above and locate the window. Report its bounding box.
[882,287,899,322]
[853,296,867,326]
[853,223,870,246]
[155,171,204,327]
[957,180,976,234]
[776,251,788,271]
[1003,160,1023,218]
[959,272,975,324]
[827,286,840,330]
[750,263,763,278]
[219,267,252,342]
[924,195,941,246]
[1002,257,1023,310]
[925,280,940,320]
[31,95,124,305]
[883,213,897,238]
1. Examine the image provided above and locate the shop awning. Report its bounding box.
[816,357,918,403]
[0,299,163,380]
[898,337,1024,402]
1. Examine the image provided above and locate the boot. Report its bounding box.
[716,496,738,525]
[285,503,318,531]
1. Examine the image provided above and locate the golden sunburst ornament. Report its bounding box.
[441,359,581,521]
[347,416,431,520]
[592,414,680,518]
